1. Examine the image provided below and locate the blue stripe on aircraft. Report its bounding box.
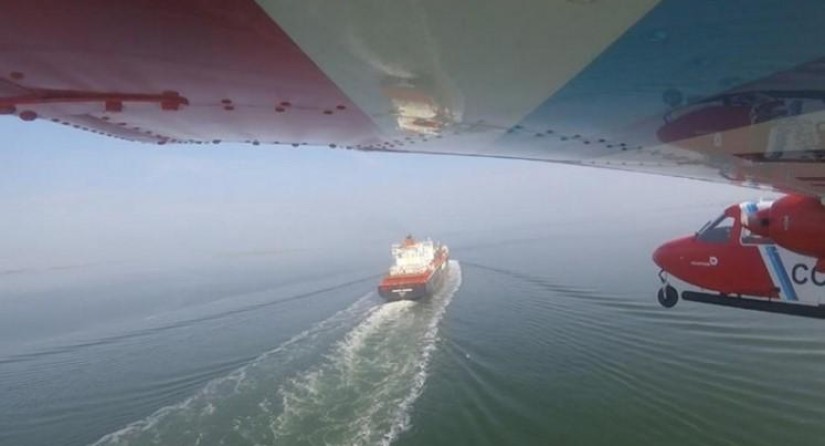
[500,0,825,156]
[766,246,798,301]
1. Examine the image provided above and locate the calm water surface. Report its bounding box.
[3,213,825,446]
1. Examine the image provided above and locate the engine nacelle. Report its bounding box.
[741,195,825,271]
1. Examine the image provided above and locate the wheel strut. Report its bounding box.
[657,269,679,308]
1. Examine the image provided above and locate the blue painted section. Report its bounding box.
[499,0,825,159]
[765,246,798,301]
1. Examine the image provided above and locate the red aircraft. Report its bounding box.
[3,1,825,318]
[653,195,825,318]
[654,78,825,317]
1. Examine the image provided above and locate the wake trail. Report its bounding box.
[271,261,462,446]
[92,261,462,446]
[91,292,377,446]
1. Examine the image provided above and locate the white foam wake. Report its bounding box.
[271,261,462,446]
[90,292,376,446]
[381,261,462,445]
[91,261,462,446]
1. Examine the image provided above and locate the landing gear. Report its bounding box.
[657,269,679,308]
[658,286,679,308]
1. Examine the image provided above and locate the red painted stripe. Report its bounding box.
[379,253,448,287]
[0,0,380,145]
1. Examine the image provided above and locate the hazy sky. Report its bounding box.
[0,119,767,271]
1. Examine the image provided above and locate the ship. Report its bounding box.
[378,235,450,301]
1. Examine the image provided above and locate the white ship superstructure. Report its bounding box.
[379,235,450,300]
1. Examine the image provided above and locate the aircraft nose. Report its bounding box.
[652,244,667,268]
[652,240,678,269]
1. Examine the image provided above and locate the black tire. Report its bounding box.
[658,285,679,308]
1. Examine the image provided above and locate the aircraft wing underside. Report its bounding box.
[3,0,825,195]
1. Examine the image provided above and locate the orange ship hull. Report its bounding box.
[378,249,449,301]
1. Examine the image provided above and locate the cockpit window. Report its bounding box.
[697,215,734,243]
[740,227,773,245]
